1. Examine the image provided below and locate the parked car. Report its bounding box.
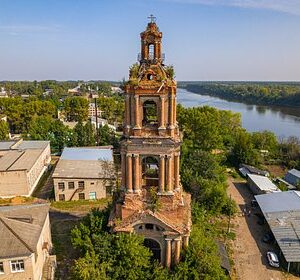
[262,232,274,244]
[266,251,279,268]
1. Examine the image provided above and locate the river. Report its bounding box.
[177,88,300,138]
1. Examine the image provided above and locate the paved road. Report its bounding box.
[227,178,286,280]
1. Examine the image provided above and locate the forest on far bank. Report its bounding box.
[178,81,300,107]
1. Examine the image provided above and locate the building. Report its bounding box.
[0,87,8,98]
[247,174,281,195]
[239,164,269,177]
[0,203,56,280]
[109,17,191,268]
[255,191,300,273]
[88,102,102,118]
[53,146,115,201]
[284,169,300,187]
[0,140,51,198]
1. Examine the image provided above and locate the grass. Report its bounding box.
[0,196,35,206]
[51,197,111,212]
[51,217,81,279]
[31,166,53,198]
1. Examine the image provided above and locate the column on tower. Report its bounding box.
[165,238,172,269]
[173,94,177,126]
[125,94,131,127]
[159,95,166,129]
[159,155,165,193]
[126,154,133,192]
[133,154,140,193]
[174,152,180,191]
[174,238,181,264]
[134,95,140,128]
[168,93,173,127]
[121,152,126,189]
[166,155,173,193]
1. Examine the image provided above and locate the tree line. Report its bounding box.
[179,81,300,107]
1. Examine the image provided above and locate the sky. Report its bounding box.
[0,0,300,81]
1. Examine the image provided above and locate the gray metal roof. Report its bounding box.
[0,140,49,151]
[60,147,113,161]
[17,140,49,150]
[289,169,300,178]
[248,174,281,193]
[255,191,300,213]
[255,191,300,262]
[0,203,50,259]
[0,149,45,171]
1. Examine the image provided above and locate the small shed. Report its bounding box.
[284,169,300,187]
[239,164,269,177]
[247,174,281,195]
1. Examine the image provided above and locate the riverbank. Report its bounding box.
[177,88,300,138]
[178,82,300,108]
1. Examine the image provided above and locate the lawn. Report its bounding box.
[51,197,111,213]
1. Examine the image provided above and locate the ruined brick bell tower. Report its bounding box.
[110,16,191,268]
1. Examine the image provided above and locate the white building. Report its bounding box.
[247,174,281,195]
[0,140,51,198]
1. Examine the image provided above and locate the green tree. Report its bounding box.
[0,120,9,140]
[63,97,89,122]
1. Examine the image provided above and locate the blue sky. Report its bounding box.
[0,0,300,81]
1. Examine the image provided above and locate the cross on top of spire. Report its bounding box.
[148,14,156,23]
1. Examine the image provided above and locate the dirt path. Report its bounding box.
[227,177,286,280]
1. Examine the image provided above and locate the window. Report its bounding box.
[148,44,154,60]
[10,260,24,272]
[78,181,85,189]
[58,194,65,201]
[0,262,4,274]
[90,182,95,185]
[78,193,85,200]
[142,101,158,126]
[89,192,96,200]
[145,223,154,230]
[58,182,65,190]
[68,182,75,189]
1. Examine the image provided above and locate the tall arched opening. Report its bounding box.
[142,100,158,127]
[142,156,159,188]
[144,238,161,262]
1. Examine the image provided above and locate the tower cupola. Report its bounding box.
[139,15,164,64]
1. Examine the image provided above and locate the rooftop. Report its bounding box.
[60,146,113,161]
[53,146,114,179]
[0,140,49,151]
[248,174,280,193]
[0,203,50,259]
[288,169,300,179]
[0,140,50,172]
[255,191,300,262]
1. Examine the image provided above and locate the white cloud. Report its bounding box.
[162,0,300,16]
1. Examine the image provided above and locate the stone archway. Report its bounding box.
[144,238,161,262]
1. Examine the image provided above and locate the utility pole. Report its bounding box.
[227,194,232,234]
[94,97,99,146]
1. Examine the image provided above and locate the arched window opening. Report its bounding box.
[147,74,153,80]
[148,44,154,60]
[142,156,159,187]
[143,101,158,126]
[144,238,161,262]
